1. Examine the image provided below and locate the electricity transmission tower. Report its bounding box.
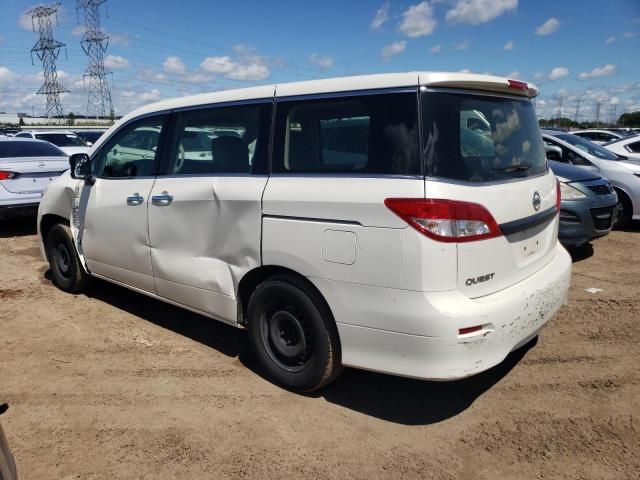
[574,99,581,124]
[77,0,113,119]
[595,101,602,124]
[28,3,68,120]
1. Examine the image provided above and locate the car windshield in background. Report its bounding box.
[555,134,619,160]
[0,141,67,158]
[35,133,87,147]
[75,131,104,143]
[421,92,547,182]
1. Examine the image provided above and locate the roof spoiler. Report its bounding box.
[421,74,539,98]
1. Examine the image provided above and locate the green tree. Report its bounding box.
[618,111,640,127]
[66,112,76,126]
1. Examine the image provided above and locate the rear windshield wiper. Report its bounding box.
[493,163,531,172]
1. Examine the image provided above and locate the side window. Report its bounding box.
[627,141,640,153]
[273,93,419,175]
[167,103,269,175]
[16,133,31,138]
[94,115,167,178]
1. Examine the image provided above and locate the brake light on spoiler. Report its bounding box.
[385,198,501,243]
[508,79,538,97]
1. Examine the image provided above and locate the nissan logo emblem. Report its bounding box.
[37,162,46,168]
[532,191,541,211]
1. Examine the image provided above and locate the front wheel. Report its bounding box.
[613,190,633,229]
[247,275,342,392]
[46,224,90,293]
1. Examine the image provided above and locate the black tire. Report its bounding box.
[613,189,632,229]
[247,274,342,392]
[46,223,90,293]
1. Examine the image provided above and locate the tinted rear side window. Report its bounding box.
[0,141,66,158]
[422,92,547,182]
[273,93,420,175]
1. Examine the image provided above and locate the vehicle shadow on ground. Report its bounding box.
[567,243,594,263]
[63,276,535,426]
[621,219,640,233]
[315,338,536,425]
[0,215,37,238]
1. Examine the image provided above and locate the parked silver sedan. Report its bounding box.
[542,130,640,227]
[0,138,70,219]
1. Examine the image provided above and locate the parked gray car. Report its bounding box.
[542,130,640,227]
[549,161,618,247]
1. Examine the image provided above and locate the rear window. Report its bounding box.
[0,141,67,158]
[422,92,547,182]
[35,133,87,147]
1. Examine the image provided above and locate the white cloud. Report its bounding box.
[309,53,334,70]
[163,56,186,75]
[445,0,518,25]
[429,44,441,53]
[605,36,616,45]
[200,56,270,81]
[533,72,544,81]
[507,71,521,79]
[122,88,162,102]
[104,55,130,70]
[536,17,560,35]
[458,69,472,73]
[399,2,437,38]
[578,64,616,80]
[609,96,620,105]
[0,36,4,45]
[370,3,390,30]
[380,40,406,61]
[622,31,637,38]
[454,39,470,50]
[633,17,640,25]
[137,69,170,84]
[18,9,33,31]
[503,40,515,51]
[71,25,86,37]
[548,67,569,80]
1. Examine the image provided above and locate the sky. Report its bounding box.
[0,0,639,121]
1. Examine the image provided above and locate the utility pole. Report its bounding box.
[28,3,68,121]
[555,96,563,127]
[610,106,617,126]
[595,101,601,125]
[574,99,581,125]
[77,0,113,119]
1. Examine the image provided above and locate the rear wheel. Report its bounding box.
[247,275,342,392]
[46,224,90,293]
[613,189,632,229]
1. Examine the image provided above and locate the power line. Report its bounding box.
[28,3,68,120]
[77,0,114,118]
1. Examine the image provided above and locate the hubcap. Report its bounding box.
[261,305,311,372]
[55,244,71,279]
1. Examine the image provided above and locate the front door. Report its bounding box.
[147,102,271,322]
[80,114,168,293]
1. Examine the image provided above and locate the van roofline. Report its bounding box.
[121,71,538,125]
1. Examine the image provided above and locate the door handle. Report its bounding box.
[126,193,144,206]
[151,191,173,206]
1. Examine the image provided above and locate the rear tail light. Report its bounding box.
[555,179,561,212]
[384,198,501,243]
[507,79,529,91]
[0,171,18,180]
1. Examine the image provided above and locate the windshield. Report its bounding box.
[554,133,619,160]
[421,92,547,182]
[36,133,87,147]
[0,141,67,158]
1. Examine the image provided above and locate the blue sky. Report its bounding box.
[0,0,639,120]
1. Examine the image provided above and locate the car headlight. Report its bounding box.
[560,182,587,200]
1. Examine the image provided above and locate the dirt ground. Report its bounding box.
[0,217,638,480]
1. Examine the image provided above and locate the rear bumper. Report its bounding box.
[313,243,572,380]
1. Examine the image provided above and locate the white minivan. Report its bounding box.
[38,72,572,391]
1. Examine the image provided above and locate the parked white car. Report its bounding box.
[542,130,640,227]
[14,130,89,156]
[570,129,626,145]
[37,72,571,391]
[0,138,70,219]
[602,135,640,161]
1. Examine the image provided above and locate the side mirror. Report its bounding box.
[69,153,93,184]
[86,141,93,147]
